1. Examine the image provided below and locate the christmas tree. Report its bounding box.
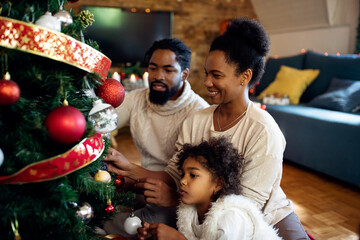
[0,1,133,239]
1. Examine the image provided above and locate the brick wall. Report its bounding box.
[68,0,257,100]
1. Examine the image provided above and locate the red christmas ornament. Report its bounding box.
[120,72,125,80]
[105,199,115,214]
[114,175,125,188]
[96,78,125,108]
[105,204,115,214]
[44,105,86,144]
[0,73,20,105]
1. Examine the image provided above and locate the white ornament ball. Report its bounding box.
[54,6,73,26]
[124,213,142,235]
[0,148,3,167]
[35,11,61,32]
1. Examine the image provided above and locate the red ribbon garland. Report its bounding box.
[0,133,104,184]
[0,16,111,78]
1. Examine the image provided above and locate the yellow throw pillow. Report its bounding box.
[257,65,320,104]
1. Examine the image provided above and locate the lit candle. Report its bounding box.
[112,72,120,81]
[130,74,136,83]
[143,72,149,88]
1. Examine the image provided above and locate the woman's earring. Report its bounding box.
[241,82,244,86]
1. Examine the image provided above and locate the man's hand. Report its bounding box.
[135,178,179,207]
[103,148,132,177]
[137,222,186,240]
[103,149,177,188]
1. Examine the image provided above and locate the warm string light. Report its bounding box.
[129,8,152,13]
[177,0,245,3]
[271,49,341,58]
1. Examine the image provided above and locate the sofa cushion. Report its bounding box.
[301,51,360,103]
[255,53,305,95]
[257,65,319,104]
[309,78,360,113]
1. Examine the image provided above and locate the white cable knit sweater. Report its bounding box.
[177,194,282,240]
[116,81,209,170]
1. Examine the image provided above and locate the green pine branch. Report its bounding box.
[0,2,135,239]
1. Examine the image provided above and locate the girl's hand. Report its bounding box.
[147,223,187,240]
[136,221,151,240]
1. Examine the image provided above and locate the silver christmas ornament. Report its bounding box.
[123,212,142,235]
[0,148,4,167]
[76,202,94,223]
[54,5,73,26]
[88,99,118,134]
[35,11,61,32]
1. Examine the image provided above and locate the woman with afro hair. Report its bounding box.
[107,17,308,239]
[164,17,309,239]
[137,137,281,240]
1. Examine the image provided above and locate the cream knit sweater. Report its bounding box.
[116,81,209,171]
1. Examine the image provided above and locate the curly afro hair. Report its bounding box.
[176,137,243,200]
[210,17,270,88]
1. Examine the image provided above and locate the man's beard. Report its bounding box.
[149,80,182,105]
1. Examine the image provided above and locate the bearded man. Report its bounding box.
[103,38,208,237]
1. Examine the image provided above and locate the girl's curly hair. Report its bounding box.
[176,137,243,200]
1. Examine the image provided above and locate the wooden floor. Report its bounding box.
[113,129,360,240]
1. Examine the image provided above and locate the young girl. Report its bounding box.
[136,137,281,240]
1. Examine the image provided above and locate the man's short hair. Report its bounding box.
[144,38,192,71]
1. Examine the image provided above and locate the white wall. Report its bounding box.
[268,25,350,57]
[251,0,359,57]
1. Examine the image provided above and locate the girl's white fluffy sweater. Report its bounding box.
[177,194,282,240]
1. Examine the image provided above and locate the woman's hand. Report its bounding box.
[137,222,186,240]
[103,148,133,177]
[135,178,180,207]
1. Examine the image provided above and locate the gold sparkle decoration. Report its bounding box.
[29,169,37,176]
[78,10,95,28]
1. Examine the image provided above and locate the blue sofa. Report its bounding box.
[255,51,360,187]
